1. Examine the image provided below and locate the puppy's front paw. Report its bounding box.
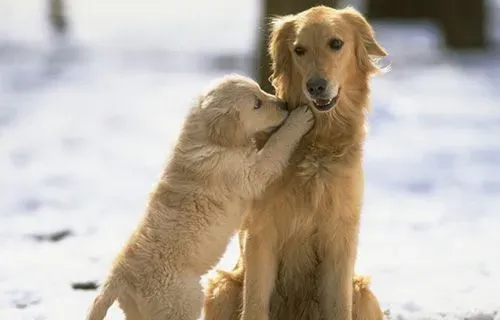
[287,105,315,133]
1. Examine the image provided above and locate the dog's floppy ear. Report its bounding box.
[268,15,296,98]
[342,7,387,73]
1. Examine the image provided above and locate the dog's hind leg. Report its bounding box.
[204,272,383,320]
[352,275,384,320]
[203,270,243,320]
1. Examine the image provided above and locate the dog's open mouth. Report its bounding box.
[312,88,341,111]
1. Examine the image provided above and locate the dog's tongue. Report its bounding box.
[315,99,330,106]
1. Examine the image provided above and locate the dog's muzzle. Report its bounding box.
[306,76,340,111]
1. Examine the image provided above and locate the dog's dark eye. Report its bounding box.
[328,38,344,51]
[254,98,263,109]
[294,46,306,56]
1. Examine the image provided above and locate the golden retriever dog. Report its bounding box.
[203,6,387,320]
[85,74,315,320]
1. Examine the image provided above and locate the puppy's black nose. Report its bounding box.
[306,77,327,97]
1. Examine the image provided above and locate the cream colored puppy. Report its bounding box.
[86,74,314,320]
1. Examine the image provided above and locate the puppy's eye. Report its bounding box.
[254,98,263,109]
[294,46,306,56]
[328,38,344,51]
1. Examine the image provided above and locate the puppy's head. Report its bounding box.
[200,74,288,144]
[268,6,387,112]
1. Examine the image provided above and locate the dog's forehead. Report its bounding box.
[295,16,349,41]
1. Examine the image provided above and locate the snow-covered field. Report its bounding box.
[1,0,500,319]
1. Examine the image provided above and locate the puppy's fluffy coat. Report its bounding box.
[86,74,314,320]
[204,6,387,320]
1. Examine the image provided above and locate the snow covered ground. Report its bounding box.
[1,0,500,319]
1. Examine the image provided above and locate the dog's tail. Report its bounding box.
[86,276,120,320]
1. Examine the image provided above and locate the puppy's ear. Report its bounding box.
[206,107,242,147]
[268,15,296,98]
[342,7,387,73]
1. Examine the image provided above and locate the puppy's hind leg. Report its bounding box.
[118,293,143,320]
[142,276,204,320]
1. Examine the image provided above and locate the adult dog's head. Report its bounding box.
[268,6,387,113]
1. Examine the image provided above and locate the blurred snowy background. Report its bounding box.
[1,0,499,319]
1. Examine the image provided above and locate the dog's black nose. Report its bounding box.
[306,77,327,97]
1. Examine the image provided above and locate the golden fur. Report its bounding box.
[85,74,314,320]
[203,6,387,320]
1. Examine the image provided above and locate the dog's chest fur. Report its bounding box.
[247,121,364,307]
[295,143,340,178]
[261,138,362,280]
[292,141,358,196]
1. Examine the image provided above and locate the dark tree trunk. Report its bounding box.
[436,0,486,49]
[48,0,68,36]
[366,0,434,19]
[255,0,340,94]
[366,0,487,49]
